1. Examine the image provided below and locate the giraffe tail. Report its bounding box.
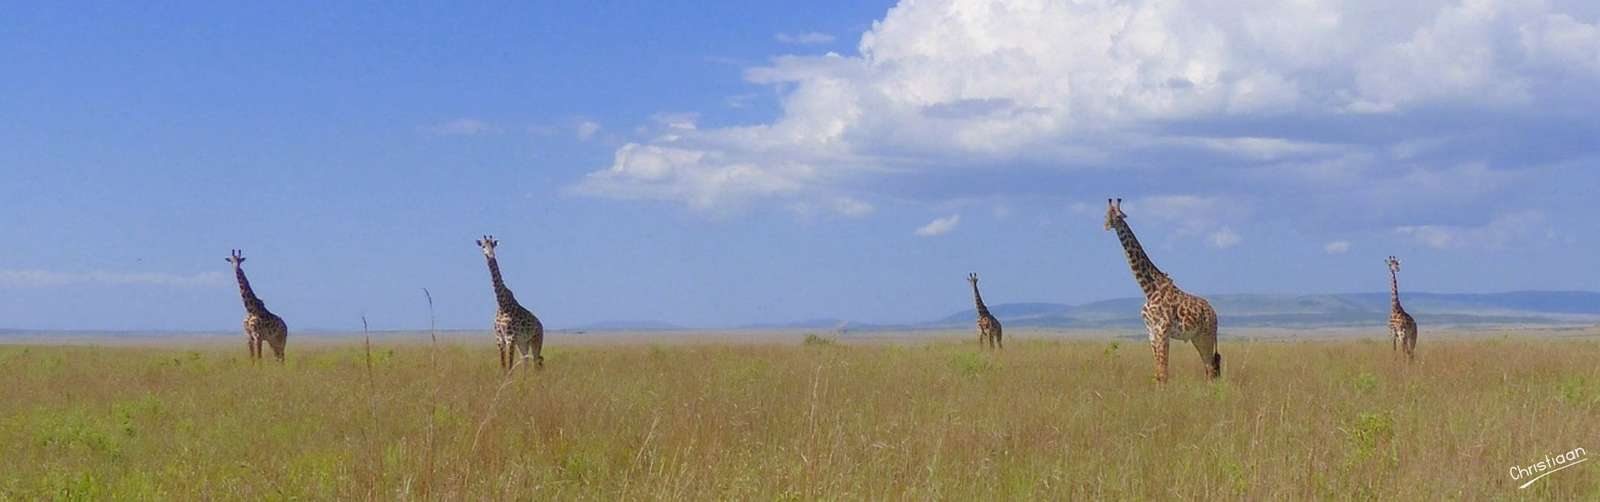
[1212,352,1223,379]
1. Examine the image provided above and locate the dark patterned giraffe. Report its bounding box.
[477,235,544,370]
[226,250,287,362]
[1104,199,1220,383]
[1387,256,1419,362]
[967,273,1003,349]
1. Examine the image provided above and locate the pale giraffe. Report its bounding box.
[477,235,544,370]
[967,273,1003,349]
[1387,256,1418,362]
[1104,199,1221,383]
[226,250,287,362]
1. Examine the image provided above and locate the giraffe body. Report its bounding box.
[1105,199,1221,383]
[479,236,545,371]
[227,250,287,362]
[968,273,1003,350]
[244,311,288,361]
[495,303,543,370]
[1387,256,1419,362]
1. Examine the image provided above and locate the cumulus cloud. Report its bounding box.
[1394,210,1551,250]
[419,118,498,136]
[914,214,961,237]
[775,32,836,45]
[0,270,229,288]
[1325,241,1352,254]
[576,0,1600,217]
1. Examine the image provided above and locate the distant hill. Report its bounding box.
[929,291,1600,329]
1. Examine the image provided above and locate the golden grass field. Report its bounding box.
[2,330,1598,500]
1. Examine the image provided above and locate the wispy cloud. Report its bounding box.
[419,118,498,136]
[1127,195,1249,248]
[774,32,835,45]
[1394,211,1551,250]
[914,214,960,237]
[650,112,699,131]
[0,269,230,288]
[576,120,602,141]
[724,93,759,109]
[1324,240,1351,254]
[1207,227,1242,249]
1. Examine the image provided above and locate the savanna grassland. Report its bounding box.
[2,334,1598,500]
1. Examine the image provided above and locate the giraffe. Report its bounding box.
[226,250,287,362]
[1103,199,1221,383]
[477,235,544,371]
[1387,256,1418,362]
[967,273,1003,349]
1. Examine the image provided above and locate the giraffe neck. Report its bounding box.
[971,282,990,317]
[1111,218,1168,300]
[1390,268,1402,311]
[485,256,519,309]
[233,266,267,315]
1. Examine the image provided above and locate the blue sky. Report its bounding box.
[2,1,1598,331]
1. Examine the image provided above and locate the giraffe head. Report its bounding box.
[476,235,500,259]
[967,272,979,287]
[1386,256,1401,273]
[225,249,246,267]
[1103,198,1126,231]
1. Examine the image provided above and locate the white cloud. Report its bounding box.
[577,0,1600,214]
[724,93,759,109]
[570,143,824,212]
[419,118,498,136]
[576,120,601,141]
[0,270,229,288]
[1208,227,1242,249]
[830,197,876,217]
[1324,240,1352,254]
[787,196,876,218]
[775,32,836,45]
[1182,136,1350,162]
[1127,195,1249,237]
[650,112,700,131]
[1394,210,1551,250]
[914,214,960,237]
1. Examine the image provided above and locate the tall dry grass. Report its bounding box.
[0,336,1597,499]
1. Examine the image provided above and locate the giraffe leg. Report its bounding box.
[496,336,507,370]
[1141,308,1170,384]
[1144,317,1170,384]
[1152,328,1170,384]
[269,335,286,363]
[995,330,1003,350]
[530,334,545,371]
[1192,332,1219,380]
